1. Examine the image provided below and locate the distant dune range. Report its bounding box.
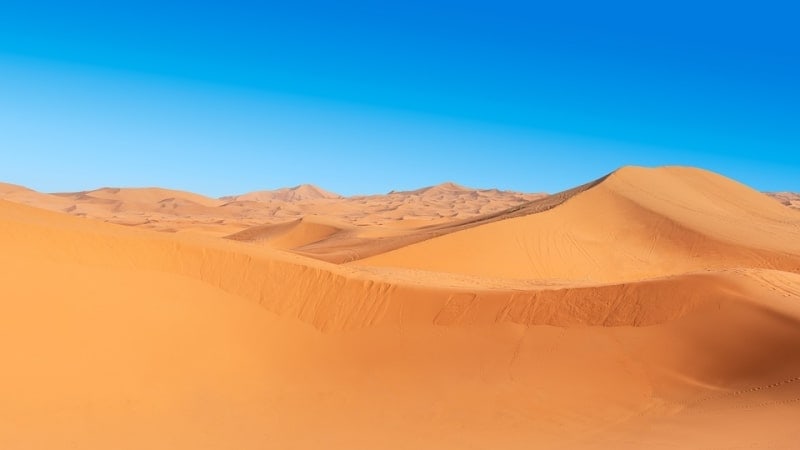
[1,166,800,449]
[0,180,545,236]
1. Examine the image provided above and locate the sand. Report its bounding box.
[1,166,799,449]
[1,181,542,237]
[770,191,800,209]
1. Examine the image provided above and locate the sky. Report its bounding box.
[0,0,798,196]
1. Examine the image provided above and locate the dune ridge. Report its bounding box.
[358,166,800,281]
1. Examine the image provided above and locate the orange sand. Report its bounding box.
[1,166,799,449]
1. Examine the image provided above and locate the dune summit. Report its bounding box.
[1,166,800,449]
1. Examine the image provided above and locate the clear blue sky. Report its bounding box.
[1,1,798,196]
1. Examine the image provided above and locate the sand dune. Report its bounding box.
[770,191,800,209]
[222,183,342,202]
[0,182,542,235]
[0,181,76,211]
[1,166,800,449]
[215,182,543,228]
[225,216,350,249]
[65,186,224,207]
[358,166,800,281]
[45,187,236,235]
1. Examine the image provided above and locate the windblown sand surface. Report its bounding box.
[1,166,800,449]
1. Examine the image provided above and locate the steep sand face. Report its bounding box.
[285,175,604,263]
[1,166,800,449]
[358,166,800,282]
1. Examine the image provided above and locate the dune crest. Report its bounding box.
[358,166,800,282]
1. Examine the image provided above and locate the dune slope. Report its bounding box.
[358,166,800,282]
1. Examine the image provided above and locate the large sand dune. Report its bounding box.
[1,166,800,449]
[359,166,800,281]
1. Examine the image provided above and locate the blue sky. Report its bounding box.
[1,1,798,196]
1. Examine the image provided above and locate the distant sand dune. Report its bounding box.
[67,186,225,207]
[0,181,542,235]
[770,191,800,209]
[222,183,342,202]
[225,216,350,249]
